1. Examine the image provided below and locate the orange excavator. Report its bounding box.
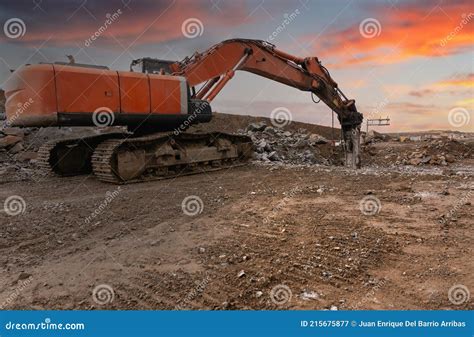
[4,39,363,184]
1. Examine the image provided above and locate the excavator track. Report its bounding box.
[91,132,253,184]
[37,132,127,176]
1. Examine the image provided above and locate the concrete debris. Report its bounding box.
[241,122,334,166]
[365,138,472,167]
[246,122,267,132]
[14,151,38,162]
[300,291,319,300]
[0,135,23,149]
[8,141,24,154]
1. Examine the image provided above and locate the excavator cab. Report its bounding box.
[130,58,176,75]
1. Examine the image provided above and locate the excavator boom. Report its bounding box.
[135,39,363,166]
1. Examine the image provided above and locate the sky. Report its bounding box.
[0,0,472,132]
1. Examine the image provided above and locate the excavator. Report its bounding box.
[4,39,363,184]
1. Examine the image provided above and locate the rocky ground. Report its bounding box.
[0,113,472,310]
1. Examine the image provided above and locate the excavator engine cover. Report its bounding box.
[4,63,211,131]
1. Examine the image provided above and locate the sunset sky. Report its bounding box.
[0,0,472,131]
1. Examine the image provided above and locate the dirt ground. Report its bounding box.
[0,117,472,311]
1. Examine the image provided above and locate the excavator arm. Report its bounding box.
[166,39,363,167]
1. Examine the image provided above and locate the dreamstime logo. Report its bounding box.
[448,107,470,128]
[439,189,473,225]
[173,101,209,136]
[440,13,474,47]
[350,278,387,309]
[4,195,26,216]
[448,284,470,305]
[3,18,26,39]
[359,195,381,216]
[181,18,204,39]
[175,275,210,310]
[359,18,381,38]
[270,107,292,128]
[181,195,204,216]
[92,107,115,127]
[0,275,33,309]
[268,9,301,41]
[84,186,121,224]
[84,9,122,47]
[270,284,292,305]
[92,284,115,305]
[4,98,34,128]
[263,185,302,224]
[368,97,389,119]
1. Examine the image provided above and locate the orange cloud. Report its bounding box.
[0,1,251,47]
[436,73,474,87]
[409,72,473,97]
[312,1,474,68]
[408,89,435,97]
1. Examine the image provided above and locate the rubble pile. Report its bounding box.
[0,127,39,182]
[408,139,472,165]
[0,127,38,162]
[366,138,472,166]
[241,122,340,165]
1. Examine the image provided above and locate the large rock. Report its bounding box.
[365,130,387,143]
[15,151,38,162]
[2,127,24,137]
[0,135,22,149]
[409,158,421,165]
[308,133,328,144]
[246,122,267,132]
[445,154,455,163]
[8,142,24,154]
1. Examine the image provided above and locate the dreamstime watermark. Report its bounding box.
[3,195,26,216]
[181,18,204,39]
[84,9,122,47]
[359,195,381,216]
[439,189,473,225]
[174,275,210,310]
[4,318,85,331]
[173,102,209,136]
[3,18,26,39]
[440,13,474,47]
[0,275,33,309]
[92,107,115,127]
[3,98,34,128]
[84,187,121,224]
[448,284,470,305]
[270,107,292,128]
[92,284,115,305]
[263,185,302,224]
[448,107,470,128]
[181,195,204,216]
[367,97,389,119]
[350,278,387,309]
[359,18,381,38]
[268,8,301,41]
[270,284,292,305]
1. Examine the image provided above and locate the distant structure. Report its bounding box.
[366,117,390,134]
